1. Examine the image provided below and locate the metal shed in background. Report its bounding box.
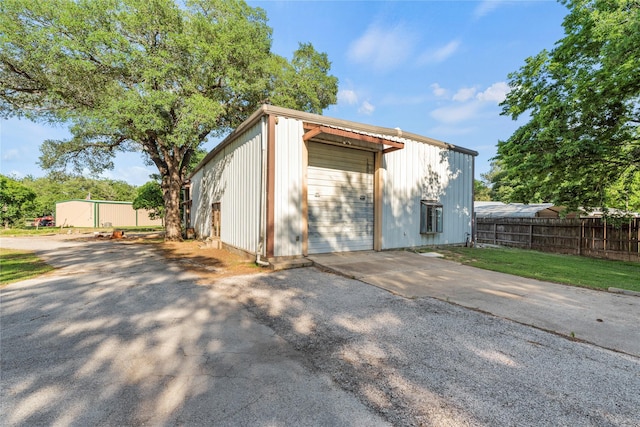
[185,105,477,263]
[474,202,567,219]
[55,199,163,228]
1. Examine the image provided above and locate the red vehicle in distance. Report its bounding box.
[33,216,55,227]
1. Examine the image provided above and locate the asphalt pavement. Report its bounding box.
[1,237,387,426]
[2,236,639,426]
[308,250,640,357]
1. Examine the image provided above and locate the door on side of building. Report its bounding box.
[211,202,221,239]
[307,142,374,254]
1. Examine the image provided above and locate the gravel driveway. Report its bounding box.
[2,237,639,426]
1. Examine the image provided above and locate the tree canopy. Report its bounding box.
[0,0,338,239]
[474,180,492,201]
[497,0,640,213]
[0,175,36,227]
[132,181,164,221]
[20,174,138,218]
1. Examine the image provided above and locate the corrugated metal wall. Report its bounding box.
[98,203,136,227]
[55,201,162,227]
[273,117,304,257]
[381,140,474,248]
[136,209,163,226]
[56,201,94,227]
[190,121,264,254]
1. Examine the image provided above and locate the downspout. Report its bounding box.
[256,116,270,267]
[471,155,476,246]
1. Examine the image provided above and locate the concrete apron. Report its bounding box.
[308,251,640,357]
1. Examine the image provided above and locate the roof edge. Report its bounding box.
[189,104,478,178]
[55,199,133,205]
[263,105,478,156]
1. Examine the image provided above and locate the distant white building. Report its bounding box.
[56,199,163,228]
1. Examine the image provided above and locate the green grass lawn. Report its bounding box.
[0,248,55,286]
[428,246,640,293]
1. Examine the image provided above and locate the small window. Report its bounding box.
[420,201,443,234]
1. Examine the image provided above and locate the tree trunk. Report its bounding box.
[163,170,183,241]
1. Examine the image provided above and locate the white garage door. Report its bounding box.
[308,142,374,254]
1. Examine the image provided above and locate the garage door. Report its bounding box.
[308,142,374,254]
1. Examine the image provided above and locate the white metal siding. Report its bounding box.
[381,139,474,248]
[191,122,263,254]
[273,117,304,257]
[308,142,374,254]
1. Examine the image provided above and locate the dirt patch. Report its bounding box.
[127,237,266,281]
[11,231,267,281]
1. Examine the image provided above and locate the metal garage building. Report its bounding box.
[184,105,477,262]
[56,199,163,228]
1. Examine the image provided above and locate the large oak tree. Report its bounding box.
[0,0,338,239]
[498,0,639,213]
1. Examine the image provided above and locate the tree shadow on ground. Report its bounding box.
[0,240,382,426]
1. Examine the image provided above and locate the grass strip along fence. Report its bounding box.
[476,217,640,262]
[432,246,640,293]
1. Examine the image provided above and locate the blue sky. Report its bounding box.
[0,0,568,186]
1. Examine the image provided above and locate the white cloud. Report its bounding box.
[338,89,359,106]
[474,0,506,19]
[419,39,461,64]
[430,82,511,125]
[453,87,477,102]
[430,83,448,98]
[358,101,375,115]
[2,148,19,161]
[430,102,482,124]
[348,23,416,71]
[476,81,510,103]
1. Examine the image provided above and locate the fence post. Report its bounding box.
[528,223,533,249]
[604,217,608,254]
[578,220,583,256]
[493,222,497,245]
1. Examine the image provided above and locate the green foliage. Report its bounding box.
[480,159,518,202]
[0,175,36,227]
[268,43,338,114]
[133,181,164,220]
[474,180,492,201]
[0,0,339,240]
[498,0,640,213]
[20,174,137,218]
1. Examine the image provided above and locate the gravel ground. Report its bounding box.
[214,268,640,427]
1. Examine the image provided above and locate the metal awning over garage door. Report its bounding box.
[307,142,374,254]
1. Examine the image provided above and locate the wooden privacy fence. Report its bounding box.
[475,217,640,262]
